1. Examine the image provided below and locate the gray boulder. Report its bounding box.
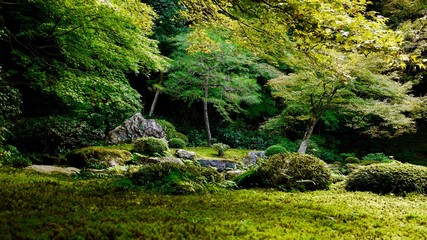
[197,159,237,172]
[176,149,195,160]
[243,151,265,167]
[107,113,166,144]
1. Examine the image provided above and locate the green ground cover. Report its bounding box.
[1,168,427,239]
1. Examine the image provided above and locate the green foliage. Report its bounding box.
[0,145,31,168]
[133,137,169,157]
[257,153,332,191]
[131,162,224,194]
[346,163,427,194]
[10,116,105,154]
[67,146,133,169]
[264,145,287,157]
[362,153,392,162]
[168,138,186,149]
[156,119,177,139]
[216,127,286,150]
[232,169,260,189]
[1,168,427,239]
[345,157,361,164]
[170,132,189,143]
[212,143,230,157]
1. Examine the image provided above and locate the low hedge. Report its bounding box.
[133,137,169,157]
[345,163,427,194]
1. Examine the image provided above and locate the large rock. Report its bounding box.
[175,149,195,160]
[133,154,184,165]
[107,113,166,144]
[243,151,265,167]
[197,159,237,172]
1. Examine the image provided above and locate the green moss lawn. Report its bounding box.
[1,168,427,239]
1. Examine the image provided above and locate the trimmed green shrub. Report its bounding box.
[265,145,287,157]
[171,132,189,143]
[168,138,186,149]
[133,137,169,157]
[345,157,361,164]
[0,145,32,168]
[235,153,331,191]
[212,143,230,157]
[156,119,176,140]
[345,163,427,194]
[131,162,224,194]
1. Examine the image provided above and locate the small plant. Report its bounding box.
[345,163,427,194]
[344,157,361,164]
[264,145,287,157]
[212,143,230,157]
[362,153,391,162]
[168,138,186,149]
[133,137,169,157]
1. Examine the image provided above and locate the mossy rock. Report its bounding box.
[68,146,132,169]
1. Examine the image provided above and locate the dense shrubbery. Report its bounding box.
[345,163,427,194]
[9,116,105,154]
[168,138,186,148]
[215,127,285,149]
[362,153,392,162]
[131,162,224,194]
[235,153,331,191]
[133,137,169,157]
[264,145,287,157]
[0,145,32,168]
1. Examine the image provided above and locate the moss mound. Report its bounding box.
[264,145,287,157]
[131,162,224,194]
[345,163,427,194]
[68,146,132,169]
[168,138,186,148]
[132,137,169,157]
[235,153,331,191]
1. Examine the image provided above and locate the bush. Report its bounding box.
[156,119,176,140]
[131,162,224,194]
[168,138,186,149]
[133,137,169,157]
[362,153,391,162]
[0,145,32,168]
[212,143,230,157]
[264,145,287,157]
[10,116,105,154]
[345,163,427,194]
[258,153,331,191]
[345,157,361,164]
[171,132,189,143]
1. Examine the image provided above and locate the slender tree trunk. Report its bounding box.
[298,119,318,154]
[203,82,212,147]
[148,72,164,117]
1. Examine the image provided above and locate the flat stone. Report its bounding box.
[197,159,237,172]
[243,151,265,167]
[25,165,80,176]
[175,149,195,160]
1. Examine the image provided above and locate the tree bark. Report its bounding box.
[203,82,212,147]
[148,72,164,117]
[298,119,318,154]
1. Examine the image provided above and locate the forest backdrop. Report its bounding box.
[0,0,426,165]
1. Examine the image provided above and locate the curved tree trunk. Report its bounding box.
[203,82,212,147]
[148,72,164,117]
[298,119,318,154]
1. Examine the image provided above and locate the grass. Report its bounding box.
[182,147,250,161]
[1,167,427,239]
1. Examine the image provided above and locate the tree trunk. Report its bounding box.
[298,119,318,154]
[148,72,164,117]
[203,83,212,147]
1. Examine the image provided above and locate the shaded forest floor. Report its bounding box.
[1,167,426,239]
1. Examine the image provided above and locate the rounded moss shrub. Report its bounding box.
[345,163,427,194]
[131,162,224,194]
[258,153,331,191]
[67,146,133,169]
[344,157,361,164]
[133,137,169,157]
[156,119,176,140]
[168,138,186,148]
[264,145,287,157]
[171,132,189,143]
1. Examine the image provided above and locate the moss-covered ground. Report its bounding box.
[1,168,427,239]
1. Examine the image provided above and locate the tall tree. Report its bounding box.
[180,0,426,153]
[164,29,261,146]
